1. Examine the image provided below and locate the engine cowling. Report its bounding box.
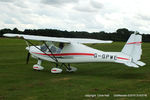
[51,68,62,74]
[33,64,44,70]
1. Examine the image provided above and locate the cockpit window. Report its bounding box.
[41,45,47,52]
[50,45,57,53]
[59,43,64,49]
[40,42,65,54]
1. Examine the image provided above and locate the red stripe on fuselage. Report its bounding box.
[127,42,142,44]
[32,52,94,56]
[33,67,39,68]
[117,57,129,60]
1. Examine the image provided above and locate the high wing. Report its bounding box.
[3,33,113,44]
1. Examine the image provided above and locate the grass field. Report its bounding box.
[0,38,150,100]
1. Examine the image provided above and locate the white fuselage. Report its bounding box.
[28,43,131,65]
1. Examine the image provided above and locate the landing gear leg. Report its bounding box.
[37,59,42,66]
[55,63,59,68]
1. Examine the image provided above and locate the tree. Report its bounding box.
[0,28,12,37]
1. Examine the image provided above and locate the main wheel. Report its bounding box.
[51,68,63,74]
[66,66,77,72]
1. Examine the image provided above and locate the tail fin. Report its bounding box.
[121,34,142,61]
[121,34,145,67]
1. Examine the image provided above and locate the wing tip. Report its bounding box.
[3,33,19,37]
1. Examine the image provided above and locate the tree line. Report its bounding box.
[0,28,150,42]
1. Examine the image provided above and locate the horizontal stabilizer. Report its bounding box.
[134,61,146,66]
[124,62,139,68]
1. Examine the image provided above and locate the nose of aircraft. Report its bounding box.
[25,46,41,53]
[26,47,30,50]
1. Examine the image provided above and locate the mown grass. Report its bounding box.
[0,38,150,100]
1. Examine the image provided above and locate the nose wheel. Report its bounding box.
[33,59,44,71]
[33,64,44,70]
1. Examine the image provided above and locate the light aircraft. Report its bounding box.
[3,33,146,73]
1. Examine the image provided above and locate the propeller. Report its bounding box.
[26,52,30,64]
[26,46,30,64]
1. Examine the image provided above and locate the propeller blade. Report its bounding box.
[26,52,30,64]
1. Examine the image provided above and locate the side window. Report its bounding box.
[56,43,64,53]
[56,48,61,53]
[59,43,64,49]
[50,46,57,53]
